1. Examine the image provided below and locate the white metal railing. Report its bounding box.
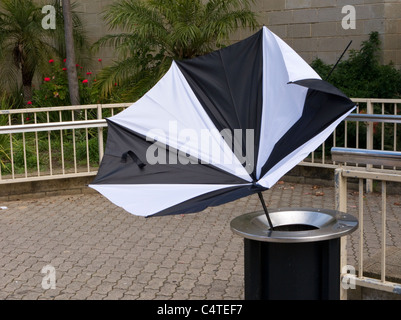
[0,103,131,183]
[1,98,401,184]
[301,98,401,174]
[333,147,401,299]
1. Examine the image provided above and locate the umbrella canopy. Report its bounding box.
[89,27,355,219]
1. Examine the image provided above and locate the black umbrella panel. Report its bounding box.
[90,27,355,222]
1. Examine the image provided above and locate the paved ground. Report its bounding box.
[0,181,400,300]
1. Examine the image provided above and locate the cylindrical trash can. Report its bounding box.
[230,208,358,300]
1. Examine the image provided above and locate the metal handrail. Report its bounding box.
[333,147,401,298]
[0,119,106,134]
[0,102,132,115]
[331,147,401,167]
[0,103,130,183]
[346,113,401,123]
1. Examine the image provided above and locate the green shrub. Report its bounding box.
[311,32,401,99]
[31,60,97,108]
[311,32,401,154]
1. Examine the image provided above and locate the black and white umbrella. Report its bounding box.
[89,27,355,225]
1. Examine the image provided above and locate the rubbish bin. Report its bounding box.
[230,207,358,300]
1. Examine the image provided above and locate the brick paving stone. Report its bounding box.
[95,281,115,295]
[139,288,158,300]
[104,288,125,300]
[71,287,93,300]
[171,289,190,300]
[158,282,177,296]
[63,281,85,294]
[145,277,165,291]
[0,182,399,300]
[87,292,107,300]
[152,267,171,279]
[126,282,144,298]
[178,278,197,291]
[190,284,209,297]
[21,291,43,300]
[86,276,103,289]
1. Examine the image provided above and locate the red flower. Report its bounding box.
[86,72,92,75]
[76,64,79,67]
[82,79,88,84]
[44,77,51,82]
[62,67,67,71]
[26,117,30,121]
[98,58,102,62]
[63,58,67,63]
[27,101,32,105]
[49,59,54,63]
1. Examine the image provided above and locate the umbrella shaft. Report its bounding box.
[257,192,274,230]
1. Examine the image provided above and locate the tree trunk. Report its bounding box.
[21,63,34,104]
[22,85,32,104]
[62,0,80,106]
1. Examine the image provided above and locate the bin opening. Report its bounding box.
[231,208,358,242]
[273,224,319,232]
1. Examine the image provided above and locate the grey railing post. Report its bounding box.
[335,167,348,300]
[97,104,104,163]
[366,100,373,193]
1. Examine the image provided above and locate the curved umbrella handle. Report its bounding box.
[121,150,146,169]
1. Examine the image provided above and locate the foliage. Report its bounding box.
[32,61,70,107]
[310,32,401,157]
[311,32,401,99]
[49,0,90,67]
[92,0,258,101]
[0,130,101,176]
[0,88,101,175]
[0,0,89,103]
[32,60,93,107]
[0,93,15,170]
[30,59,128,109]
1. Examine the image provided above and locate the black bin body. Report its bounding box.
[230,208,358,301]
[244,237,340,300]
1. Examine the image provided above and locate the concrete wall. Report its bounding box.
[54,0,401,69]
[233,0,401,68]
[74,0,117,69]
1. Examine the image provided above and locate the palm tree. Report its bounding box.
[0,0,52,102]
[0,0,88,104]
[93,0,258,101]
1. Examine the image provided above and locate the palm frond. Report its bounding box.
[93,0,258,100]
[93,56,144,97]
[0,0,89,101]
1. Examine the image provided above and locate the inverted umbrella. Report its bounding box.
[89,27,355,228]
